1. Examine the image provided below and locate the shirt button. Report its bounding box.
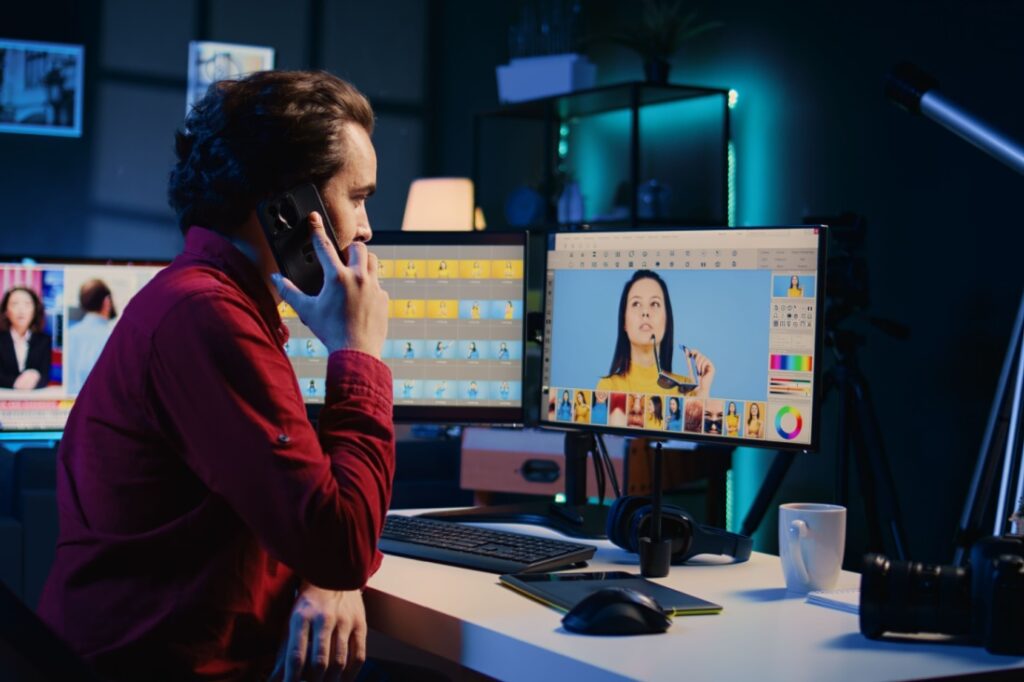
[277,433,290,444]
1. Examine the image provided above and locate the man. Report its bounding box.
[39,70,394,682]
[64,279,116,395]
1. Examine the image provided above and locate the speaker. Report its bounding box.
[606,495,753,564]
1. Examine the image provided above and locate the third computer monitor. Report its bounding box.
[540,226,826,450]
[280,231,527,424]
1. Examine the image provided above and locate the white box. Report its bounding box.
[496,53,596,104]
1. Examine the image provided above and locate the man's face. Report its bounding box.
[321,123,377,260]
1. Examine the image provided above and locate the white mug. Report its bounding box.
[778,503,846,593]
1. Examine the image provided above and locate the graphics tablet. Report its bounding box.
[499,571,722,616]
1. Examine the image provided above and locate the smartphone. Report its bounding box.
[256,183,340,296]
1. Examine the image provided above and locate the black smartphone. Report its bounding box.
[256,183,340,296]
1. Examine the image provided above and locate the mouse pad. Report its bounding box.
[499,571,722,616]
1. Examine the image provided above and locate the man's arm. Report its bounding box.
[150,290,394,590]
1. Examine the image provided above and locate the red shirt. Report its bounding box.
[38,227,395,680]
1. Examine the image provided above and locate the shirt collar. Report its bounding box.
[180,226,285,341]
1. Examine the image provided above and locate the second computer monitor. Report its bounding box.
[540,227,825,450]
[281,231,527,424]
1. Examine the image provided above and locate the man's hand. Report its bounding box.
[270,584,367,682]
[273,212,389,358]
[13,369,41,390]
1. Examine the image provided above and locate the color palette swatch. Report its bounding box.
[770,354,813,372]
[769,377,812,397]
[775,406,804,440]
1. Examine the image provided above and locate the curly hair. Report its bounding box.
[168,70,374,235]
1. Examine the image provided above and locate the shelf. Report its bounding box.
[479,81,730,120]
[473,80,732,230]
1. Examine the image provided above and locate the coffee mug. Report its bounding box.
[778,503,846,593]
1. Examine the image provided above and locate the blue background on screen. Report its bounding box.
[492,381,521,401]
[489,299,523,320]
[427,340,456,359]
[548,269,772,399]
[458,340,488,360]
[490,340,522,361]
[458,300,490,319]
[459,380,490,400]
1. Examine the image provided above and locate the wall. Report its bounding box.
[434,0,1024,564]
[0,0,433,261]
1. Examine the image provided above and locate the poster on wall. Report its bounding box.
[186,41,275,114]
[0,39,84,137]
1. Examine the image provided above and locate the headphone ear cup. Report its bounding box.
[659,505,697,562]
[629,503,695,560]
[606,495,649,552]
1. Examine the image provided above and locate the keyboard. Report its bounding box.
[380,515,596,573]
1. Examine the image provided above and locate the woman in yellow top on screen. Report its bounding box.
[596,270,714,398]
[572,390,591,423]
[747,402,764,438]
[787,275,803,297]
[644,395,665,430]
[725,401,740,436]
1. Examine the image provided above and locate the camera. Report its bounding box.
[860,536,1024,654]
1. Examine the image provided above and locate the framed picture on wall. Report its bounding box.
[0,38,84,138]
[186,41,275,114]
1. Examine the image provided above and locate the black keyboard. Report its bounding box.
[380,515,596,573]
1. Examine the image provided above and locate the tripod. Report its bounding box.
[741,328,908,561]
[954,292,1024,565]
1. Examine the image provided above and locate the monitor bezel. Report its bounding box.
[536,225,827,453]
[309,230,529,426]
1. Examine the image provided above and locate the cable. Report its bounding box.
[590,437,606,504]
[596,433,622,499]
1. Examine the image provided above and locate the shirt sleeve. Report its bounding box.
[149,289,395,590]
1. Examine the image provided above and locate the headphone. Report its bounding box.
[606,495,753,564]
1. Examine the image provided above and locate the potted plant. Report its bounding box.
[602,0,722,84]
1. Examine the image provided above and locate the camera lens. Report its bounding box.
[860,553,971,639]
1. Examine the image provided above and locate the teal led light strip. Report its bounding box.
[727,140,736,228]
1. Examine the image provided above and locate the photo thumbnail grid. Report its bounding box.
[281,244,525,408]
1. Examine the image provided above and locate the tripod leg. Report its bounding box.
[852,374,908,560]
[740,451,796,538]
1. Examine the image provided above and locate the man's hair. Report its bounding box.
[79,279,117,319]
[168,70,374,235]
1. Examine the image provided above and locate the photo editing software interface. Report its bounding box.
[279,234,526,420]
[0,261,164,433]
[540,227,824,447]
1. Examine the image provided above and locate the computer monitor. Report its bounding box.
[0,259,166,437]
[282,231,528,424]
[540,226,826,450]
[423,226,826,538]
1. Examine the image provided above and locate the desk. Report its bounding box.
[365,515,1024,682]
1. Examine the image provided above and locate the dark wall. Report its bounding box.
[434,0,1024,563]
[0,0,431,261]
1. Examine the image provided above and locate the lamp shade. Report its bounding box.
[401,177,476,231]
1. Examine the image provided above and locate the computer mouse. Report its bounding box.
[561,587,672,635]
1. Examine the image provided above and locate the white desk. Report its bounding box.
[365,517,1024,682]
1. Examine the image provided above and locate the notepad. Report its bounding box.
[499,571,723,616]
[806,588,859,614]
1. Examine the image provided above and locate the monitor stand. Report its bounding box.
[419,431,610,540]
